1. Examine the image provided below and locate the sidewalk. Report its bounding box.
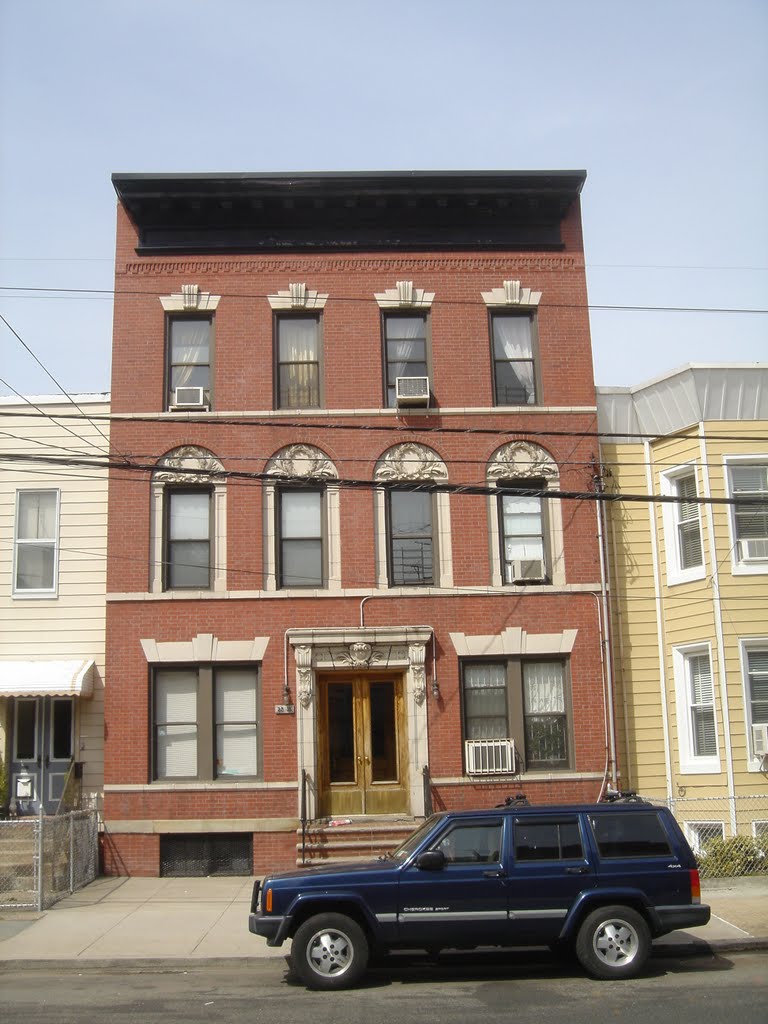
[0,874,766,966]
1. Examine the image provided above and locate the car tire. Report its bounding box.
[291,913,369,990]
[575,905,650,980]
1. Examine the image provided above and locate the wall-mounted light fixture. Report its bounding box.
[431,677,440,700]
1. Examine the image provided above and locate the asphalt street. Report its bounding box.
[1,950,766,1024]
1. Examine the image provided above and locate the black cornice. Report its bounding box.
[112,170,586,254]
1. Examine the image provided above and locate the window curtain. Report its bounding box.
[523,662,565,713]
[215,669,258,776]
[18,492,56,539]
[464,664,508,739]
[171,320,210,389]
[493,317,532,360]
[155,670,198,777]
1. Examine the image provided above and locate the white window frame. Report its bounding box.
[724,456,768,575]
[660,464,705,585]
[12,488,60,597]
[739,638,768,771]
[684,820,725,856]
[672,643,720,774]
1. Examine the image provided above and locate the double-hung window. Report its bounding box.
[744,647,768,761]
[498,480,547,583]
[673,645,718,772]
[278,487,324,588]
[276,316,321,409]
[383,314,428,407]
[674,472,703,569]
[165,488,212,590]
[388,489,434,586]
[490,313,537,406]
[167,316,212,409]
[13,490,59,595]
[153,666,259,781]
[728,463,768,567]
[462,659,571,773]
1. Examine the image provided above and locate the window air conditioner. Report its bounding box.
[465,738,517,775]
[173,386,206,409]
[395,376,430,407]
[739,538,768,562]
[752,723,768,758]
[509,559,545,583]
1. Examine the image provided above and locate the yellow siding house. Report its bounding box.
[598,365,768,852]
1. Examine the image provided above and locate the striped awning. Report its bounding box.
[0,659,95,698]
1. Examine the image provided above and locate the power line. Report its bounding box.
[0,449,765,510]
[2,407,766,445]
[0,312,118,458]
[1,284,766,315]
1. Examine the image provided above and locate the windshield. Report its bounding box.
[389,814,444,862]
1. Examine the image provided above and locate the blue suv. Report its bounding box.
[249,800,710,989]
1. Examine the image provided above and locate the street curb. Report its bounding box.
[0,938,766,972]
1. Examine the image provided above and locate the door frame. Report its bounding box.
[289,625,433,821]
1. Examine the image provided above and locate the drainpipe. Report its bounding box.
[593,472,617,793]
[699,426,737,835]
[646,441,674,806]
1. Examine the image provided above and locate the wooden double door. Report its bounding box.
[317,674,408,817]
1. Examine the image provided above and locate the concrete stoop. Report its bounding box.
[296,817,418,865]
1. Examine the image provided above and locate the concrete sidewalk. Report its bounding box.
[0,874,766,966]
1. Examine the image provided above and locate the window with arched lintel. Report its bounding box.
[486,441,564,587]
[263,444,340,591]
[150,446,227,593]
[373,442,452,588]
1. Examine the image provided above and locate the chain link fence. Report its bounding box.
[645,794,768,878]
[0,811,99,910]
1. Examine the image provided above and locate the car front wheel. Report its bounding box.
[575,905,650,980]
[291,913,369,990]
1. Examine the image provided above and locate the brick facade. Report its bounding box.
[104,171,609,875]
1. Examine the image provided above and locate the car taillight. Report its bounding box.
[689,868,701,904]
[265,887,273,913]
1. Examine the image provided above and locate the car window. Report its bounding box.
[513,820,583,861]
[432,821,503,864]
[589,812,673,858]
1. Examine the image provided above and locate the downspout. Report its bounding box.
[646,441,674,805]
[594,492,618,793]
[699,426,737,835]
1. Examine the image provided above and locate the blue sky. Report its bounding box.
[1,0,766,397]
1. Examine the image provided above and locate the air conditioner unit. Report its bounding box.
[395,376,430,407]
[739,538,768,562]
[173,386,206,409]
[508,559,545,583]
[465,738,516,775]
[752,723,768,758]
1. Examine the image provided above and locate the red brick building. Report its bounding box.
[104,171,611,876]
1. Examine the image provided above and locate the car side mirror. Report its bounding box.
[415,849,446,871]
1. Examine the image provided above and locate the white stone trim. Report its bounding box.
[373,443,451,587]
[263,444,340,592]
[140,633,270,663]
[481,279,542,307]
[159,285,220,312]
[150,446,227,593]
[267,283,328,310]
[375,281,434,309]
[486,441,564,587]
[449,626,578,658]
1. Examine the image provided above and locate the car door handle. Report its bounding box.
[565,866,590,874]
[483,869,506,878]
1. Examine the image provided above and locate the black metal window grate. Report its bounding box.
[159,833,253,877]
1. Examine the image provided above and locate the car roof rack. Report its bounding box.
[601,790,649,804]
[495,794,530,808]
